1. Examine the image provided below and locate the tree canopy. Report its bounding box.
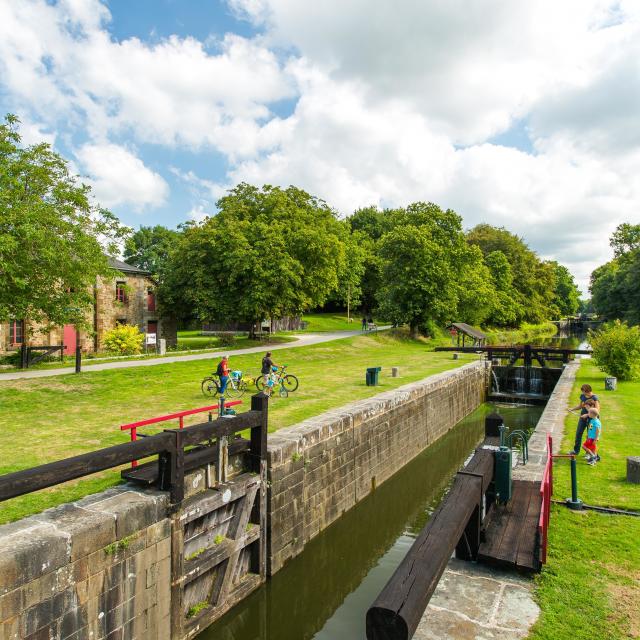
[590,223,640,325]
[0,114,124,331]
[123,225,180,275]
[159,183,348,329]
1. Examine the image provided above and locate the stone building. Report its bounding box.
[0,258,177,355]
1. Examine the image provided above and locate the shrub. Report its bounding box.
[589,320,640,380]
[103,324,144,355]
[216,333,237,347]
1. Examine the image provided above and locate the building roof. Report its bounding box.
[108,257,151,276]
[449,323,488,340]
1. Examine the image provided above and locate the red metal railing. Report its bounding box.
[121,401,242,467]
[538,433,553,564]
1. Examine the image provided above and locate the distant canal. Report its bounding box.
[198,402,544,640]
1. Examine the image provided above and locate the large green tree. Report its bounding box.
[160,183,347,330]
[548,261,581,318]
[0,114,123,332]
[466,224,556,323]
[590,223,640,325]
[123,225,180,275]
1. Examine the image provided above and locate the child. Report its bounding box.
[581,407,602,465]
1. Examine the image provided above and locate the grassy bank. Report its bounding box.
[0,332,476,524]
[529,360,640,639]
[485,321,558,345]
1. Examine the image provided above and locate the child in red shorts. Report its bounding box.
[581,407,602,465]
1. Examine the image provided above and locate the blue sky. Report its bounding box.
[1,0,639,292]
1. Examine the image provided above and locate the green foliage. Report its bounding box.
[216,333,237,347]
[0,114,125,331]
[589,320,640,380]
[467,224,555,324]
[214,534,225,544]
[378,223,459,334]
[160,183,347,329]
[548,261,581,318]
[590,229,640,324]
[123,225,179,275]
[187,601,209,618]
[104,535,134,555]
[185,547,206,562]
[103,324,145,355]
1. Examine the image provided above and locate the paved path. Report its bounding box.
[416,558,540,639]
[0,330,371,381]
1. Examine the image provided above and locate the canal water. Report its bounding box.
[198,402,543,640]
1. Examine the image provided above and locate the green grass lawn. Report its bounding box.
[529,359,640,639]
[299,312,372,332]
[0,331,477,524]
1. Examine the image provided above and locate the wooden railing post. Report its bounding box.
[160,429,185,505]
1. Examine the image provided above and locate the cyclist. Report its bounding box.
[216,355,230,395]
[261,351,279,394]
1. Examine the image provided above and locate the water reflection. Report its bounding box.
[198,403,542,640]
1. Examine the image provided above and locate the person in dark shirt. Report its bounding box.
[568,384,600,455]
[261,351,278,393]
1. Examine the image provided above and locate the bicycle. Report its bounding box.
[255,364,299,396]
[201,370,254,398]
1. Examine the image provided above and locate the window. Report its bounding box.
[115,281,128,304]
[115,318,128,327]
[9,319,24,345]
[147,288,156,312]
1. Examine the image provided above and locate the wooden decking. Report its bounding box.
[478,479,541,572]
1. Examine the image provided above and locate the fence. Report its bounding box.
[0,394,268,505]
[120,401,242,467]
[538,433,553,564]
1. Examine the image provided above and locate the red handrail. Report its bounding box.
[121,401,242,467]
[538,433,553,564]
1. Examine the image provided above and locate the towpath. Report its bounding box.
[0,330,381,381]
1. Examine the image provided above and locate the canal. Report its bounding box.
[198,401,543,640]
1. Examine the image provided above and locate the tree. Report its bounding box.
[0,114,124,332]
[455,245,497,326]
[548,261,581,318]
[377,225,459,336]
[334,229,367,321]
[123,225,180,275]
[159,183,347,332]
[467,224,556,324]
[610,223,640,257]
[484,250,521,326]
[589,321,640,380]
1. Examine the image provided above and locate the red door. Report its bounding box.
[63,324,76,355]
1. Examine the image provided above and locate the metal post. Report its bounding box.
[219,396,225,418]
[499,424,506,448]
[75,326,81,374]
[566,456,583,510]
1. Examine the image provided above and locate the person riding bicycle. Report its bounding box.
[216,355,230,395]
[261,352,279,393]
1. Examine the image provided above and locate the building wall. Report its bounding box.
[266,361,489,574]
[0,273,177,356]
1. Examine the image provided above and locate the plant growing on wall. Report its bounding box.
[103,324,144,355]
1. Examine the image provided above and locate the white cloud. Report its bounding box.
[1,0,640,294]
[0,0,295,155]
[75,143,169,210]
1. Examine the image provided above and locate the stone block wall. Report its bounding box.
[0,487,171,640]
[267,361,489,574]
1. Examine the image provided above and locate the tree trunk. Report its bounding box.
[409,323,419,338]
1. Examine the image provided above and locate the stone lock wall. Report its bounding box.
[0,488,171,640]
[266,361,489,574]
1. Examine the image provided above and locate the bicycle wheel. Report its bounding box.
[282,375,299,392]
[201,377,219,397]
[278,385,289,398]
[225,379,242,398]
[255,376,266,391]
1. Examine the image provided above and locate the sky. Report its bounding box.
[1,1,639,293]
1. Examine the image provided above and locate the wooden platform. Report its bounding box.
[478,479,541,572]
